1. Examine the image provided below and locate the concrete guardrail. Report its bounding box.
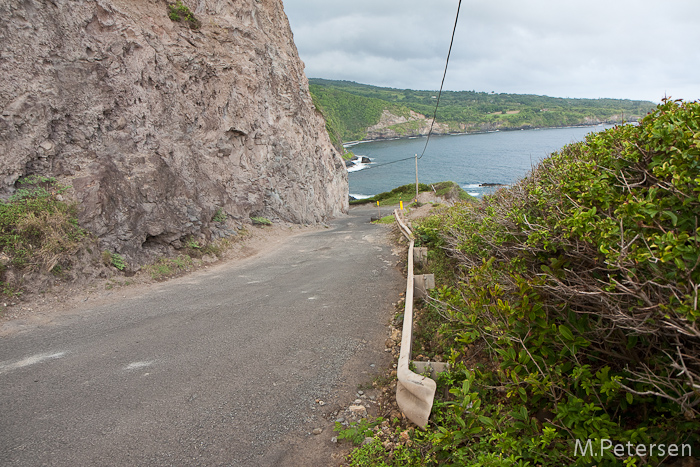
[393,209,446,427]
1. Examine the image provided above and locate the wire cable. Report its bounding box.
[419,0,462,160]
[350,154,415,171]
[350,0,462,172]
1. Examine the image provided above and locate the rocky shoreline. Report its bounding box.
[344,119,626,147]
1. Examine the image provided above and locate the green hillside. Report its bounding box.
[309,83,413,147]
[308,78,658,147]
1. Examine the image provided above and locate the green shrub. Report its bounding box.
[358,100,700,465]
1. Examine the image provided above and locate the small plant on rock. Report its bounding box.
[110,253,127,271]
[212,208,227,223]
[250,216,272,226]
[334,417,384,445]
[167,1,200,29]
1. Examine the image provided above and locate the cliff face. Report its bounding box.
[0,0,347,263]
[365,109,450,140]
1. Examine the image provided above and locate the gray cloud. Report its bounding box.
[283,0,700,102]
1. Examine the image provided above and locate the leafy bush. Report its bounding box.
[367,100,700,465]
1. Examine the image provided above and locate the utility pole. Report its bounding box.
[415,154,419,202]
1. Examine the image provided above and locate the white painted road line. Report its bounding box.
[0,351,66,375]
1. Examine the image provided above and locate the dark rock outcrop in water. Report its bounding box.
[0,0,348,263]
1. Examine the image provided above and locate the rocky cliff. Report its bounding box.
[365,109,450,140]
[0,0,347,264]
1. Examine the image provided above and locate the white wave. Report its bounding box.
[350,193,373,199]
[468,192,480,197]
[347,162,371,172]
[346,156,373,172]
[463,184,481,189]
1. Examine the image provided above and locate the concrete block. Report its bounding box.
[412,361,450,380]
[413,274,436,299]
[423,274,435,290]
[413,247,428,266]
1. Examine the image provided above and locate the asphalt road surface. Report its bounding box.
[0,206,404,466]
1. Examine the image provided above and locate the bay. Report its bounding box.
[347,125,615,199]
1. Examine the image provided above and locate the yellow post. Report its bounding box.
[400,200,404,211]
[377,200,380,218]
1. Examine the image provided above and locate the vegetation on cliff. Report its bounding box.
[309,83,411,147]
[347,100,700,465]
[309,79,657,146]
[0,177,87,296]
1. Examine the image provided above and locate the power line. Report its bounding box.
[350,0,462,173]
[419,0,462,160]
[353,154,415,171]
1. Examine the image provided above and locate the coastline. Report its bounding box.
[343,121,621,148]
[344,123,618,199]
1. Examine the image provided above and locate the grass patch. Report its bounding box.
[371,214,395,224]
[334,418,384,445]
[0,176,87,295]
[250,216,272,226]
[144,255,193,280]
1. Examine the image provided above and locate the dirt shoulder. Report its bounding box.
[0,220,325,335]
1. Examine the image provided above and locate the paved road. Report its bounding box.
[0,206,404,466]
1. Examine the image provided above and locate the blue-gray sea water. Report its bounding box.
[347,125,615,198]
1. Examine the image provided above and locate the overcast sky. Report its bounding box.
[282,0,700,103]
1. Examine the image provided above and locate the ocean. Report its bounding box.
[346,125,615,199]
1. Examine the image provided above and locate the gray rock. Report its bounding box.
[348,405,367,419]
[0,0,348,265]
